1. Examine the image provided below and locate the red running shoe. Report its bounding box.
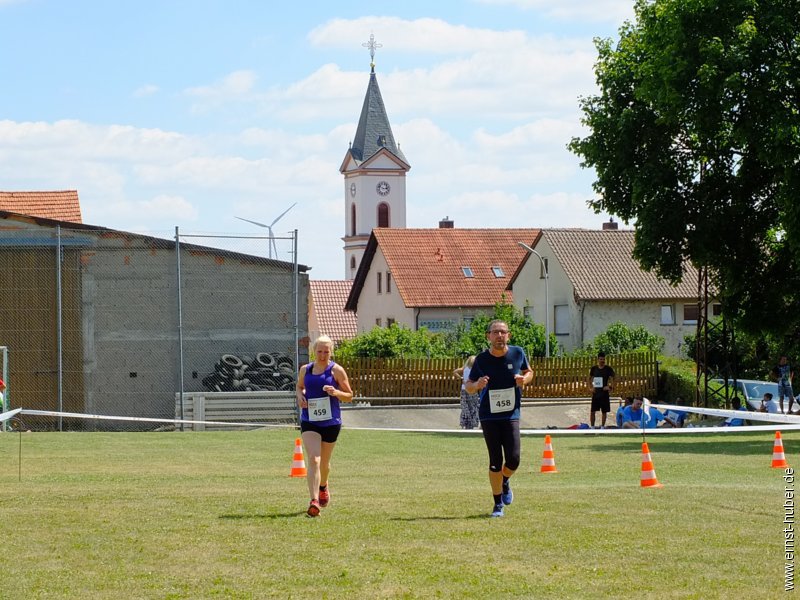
[307,499,320,517]
[319,487,330,507]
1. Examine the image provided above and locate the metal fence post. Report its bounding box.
[56,225,63,431]
[175,227,185,430]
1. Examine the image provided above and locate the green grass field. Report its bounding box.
[0,427,795,599]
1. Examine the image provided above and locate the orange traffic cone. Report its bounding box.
[640,442,663,488]
[540,434,558,473]
[289,438,307,478]
[772,431,790,468]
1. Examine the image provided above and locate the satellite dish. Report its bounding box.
[235,203,297,259]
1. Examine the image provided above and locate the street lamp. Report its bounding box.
[517,242,550,357]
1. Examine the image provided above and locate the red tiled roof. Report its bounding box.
[347,228,540,310]
[543,229,699,300]
[310,280,358,342]
[0,190,82,223]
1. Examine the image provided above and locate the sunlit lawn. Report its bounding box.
[0,428,794,599]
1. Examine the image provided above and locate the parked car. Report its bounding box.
[711,379,798,414]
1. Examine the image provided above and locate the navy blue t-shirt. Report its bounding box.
[468,346,530,421]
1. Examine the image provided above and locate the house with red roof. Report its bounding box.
[309,280,358,344]
[345,226,540,334]
[0,190,82,223]
[509,227,716,356]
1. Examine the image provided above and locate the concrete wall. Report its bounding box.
[0,217,309,428]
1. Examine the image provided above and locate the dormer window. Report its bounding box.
[377,134,387,146]
[461,267,474,278]
[492,266,504,278]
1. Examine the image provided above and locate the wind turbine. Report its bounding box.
[235,203,296,259]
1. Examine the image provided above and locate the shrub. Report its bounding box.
[572,321,665,356]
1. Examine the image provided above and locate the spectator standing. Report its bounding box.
[588,352,615,429]
[775,355,795,414]
[454,355,480,430]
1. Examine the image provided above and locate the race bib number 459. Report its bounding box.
[488,387,515,414]
[307,396,332,421]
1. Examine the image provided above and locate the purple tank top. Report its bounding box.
[301,361,342,426]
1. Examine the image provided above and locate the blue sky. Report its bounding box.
[0,0,635,279]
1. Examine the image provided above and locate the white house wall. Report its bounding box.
[355,248,413,331]
[512,237,699,357]
[417,306,493,334]
[580,301,697,357]
[511,237,572,348]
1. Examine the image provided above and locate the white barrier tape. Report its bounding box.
[0,407,22,423]
[18,409,297,430]
[348,423,800,435]
[8,408,800,436]
[654,403,800,424]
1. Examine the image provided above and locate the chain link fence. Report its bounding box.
[0,220,308,431]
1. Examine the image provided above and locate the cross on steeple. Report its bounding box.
[362,33,382,73]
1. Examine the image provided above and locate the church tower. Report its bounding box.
[340,35,410,280]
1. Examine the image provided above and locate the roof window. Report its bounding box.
[461,267,474,278]
[492,266,504,277]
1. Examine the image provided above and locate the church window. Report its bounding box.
[377,203,390,228]
[350,256,356,272]
[350,203,357,236]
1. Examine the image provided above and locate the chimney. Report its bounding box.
[602,217,618,231]
[439,216,454,229]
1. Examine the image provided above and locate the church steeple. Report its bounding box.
[340,35,410,280]
[350,69,408,164]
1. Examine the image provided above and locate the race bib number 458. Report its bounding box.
[307,396,332,421]
[488,387,515,413]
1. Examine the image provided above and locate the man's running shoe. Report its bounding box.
[491,504,504,518]
[501,484,513,506]
[307,499,321,517]
[319,487,330,507]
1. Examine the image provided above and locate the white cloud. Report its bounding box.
[309,16,527,53]
[184,70,259,114]
[98,194,198,223]
[133,84,159,98]
[474,0,635,24]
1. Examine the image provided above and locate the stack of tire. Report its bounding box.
[201,352,295,392]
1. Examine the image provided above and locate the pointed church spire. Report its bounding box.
[350,35,407,164]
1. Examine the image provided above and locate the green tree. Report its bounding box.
[455,299,555,358]
[335,323,450,359]
[573,321,665,356]
[569,0,800,339]
[336,300,556,359]
[682,321,782,379]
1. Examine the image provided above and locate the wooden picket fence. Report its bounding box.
[337,352,658,404]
